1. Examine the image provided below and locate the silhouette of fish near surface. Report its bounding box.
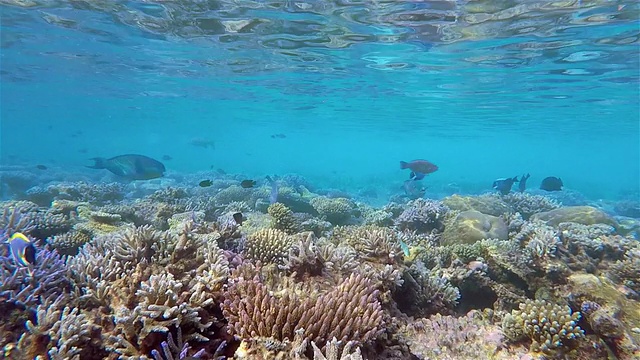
[87,154,165,180]
[400,159,438,177]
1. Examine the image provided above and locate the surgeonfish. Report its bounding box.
[518,173,530,193]
[540,176,563,191]
[7,232,37,267]
[492,176,519,195]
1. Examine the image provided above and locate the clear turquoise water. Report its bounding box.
[1,0,638,200]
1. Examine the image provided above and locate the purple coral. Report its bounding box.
[394,198,448,233]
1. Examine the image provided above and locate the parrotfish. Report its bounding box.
[400,160,438,176]
[540,177,563,191]
[7,232,37,266]
[87,154,165,180]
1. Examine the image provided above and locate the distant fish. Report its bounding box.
[403,179,425,199]
[266,175,279,204]
[293,105,316,111]
[162,155,173,161]
[87,154,165,180]
[400,160,438,176]
[216,168,226,175]
[493,176,519,195]
[271,133,287,139]
[232,212,244,225]
[189,137,215,149]
[240,180,256,188]
[540,176,563,191]
[7,232,36,267]
[199,180,213,187]
[518,173,530,193]
[35,165,47,170]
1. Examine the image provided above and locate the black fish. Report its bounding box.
[540,176,563,191]
[518,173,530,193]
[232,212,244,225]
[493,176,519,195]
[87,154,165,180]
[36,165,47,170]
[240,180,256,188]
[199,180,213,187]
[271,133,286,139]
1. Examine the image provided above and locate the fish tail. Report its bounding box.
[400,161,408,169]
[86,157,107,169]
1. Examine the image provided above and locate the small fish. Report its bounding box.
[493,176,519,195]
[293,105,316,111]
[216,168,226,175]
[35,165,47,170]
[409,171,426,181]
[162,155,173,161]
[232,212,244,225]
[540,176,563,191]
[266,176,279,204]
[7,232,37,266]
[271,133,287,139]
[398,239,410,257]
[518,173,530,193]
[199,179,213,187]
[189,137,215,149]
[400,159,438,176]
[87,154,165,180]
[240,180,256,188]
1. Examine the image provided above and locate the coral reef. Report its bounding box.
[268,202,300,234]
[442,210,508,245]
[394,198,448,233]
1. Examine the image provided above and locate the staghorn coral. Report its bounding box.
[394,198,448,233]
[242,228,296,265]
[558,222,614,258]
[281,232,325,278]
[310,197,357,225]
[0,204,36,234]
[310,337,364,360]
[501,192,561,219]
[395,261,460,317]
[222,272,383,349]
[318,242,359,276]
[608,247,640,293]
[46,227,93,256]
[151,327,208,360]
[268,202,300,234]
[513,220,560,260]
[502,299,584,355]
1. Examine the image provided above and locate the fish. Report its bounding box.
[36,165,47,170]
[87,154,165,180]
[410,171,426,181]
[540,176,563,191]
[7,232,37,266]
[403,179,426,199]
[492,176,519,195]
[189,137,215,149]
[400,160,438,176]
[271,133,287,139]
[232,212,244,225]
[518,173,530,193]
[199,179,213,187]
[216,168,226,175]
[398,239,411,257]
[240,180,256,188]
[162,155,173,161]
[266,176,279,204]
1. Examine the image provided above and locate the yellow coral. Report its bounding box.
[267,203,299,235]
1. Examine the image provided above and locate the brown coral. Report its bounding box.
[268,202,300,234]
[242,228,296,265]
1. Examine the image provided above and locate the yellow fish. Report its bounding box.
[8,232,37,267]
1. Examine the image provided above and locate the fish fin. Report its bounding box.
[400,161,408,169]
[86,157,107,169]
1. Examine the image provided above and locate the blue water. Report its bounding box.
[1,0,639,200]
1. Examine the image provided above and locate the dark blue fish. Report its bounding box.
[540,177,563,191]
[493,176,519,195]
[266,176,279,204]
[403,179,425,199]
[410,171,426,181]
[518,173,530,193]
[7,232,36,266]
[87,154,165,180]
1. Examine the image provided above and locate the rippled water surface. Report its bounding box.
[1,0,639,197]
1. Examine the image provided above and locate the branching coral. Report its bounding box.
[502,299,584,355]
[281,232,325,278]
[501,193,561,219]
[268,203,300,234]
[394,198,448,233]
[395,262,460,317]
[331,225,404,264]
[222,273,383,349]
[242,228,296,265]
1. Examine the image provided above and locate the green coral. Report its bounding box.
[502,299,584,355]
[267,203,299,235]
